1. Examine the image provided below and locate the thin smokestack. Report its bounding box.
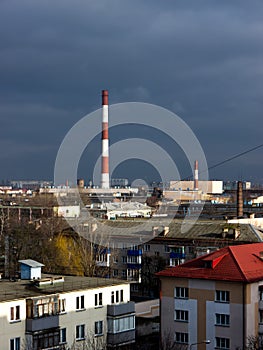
[101,90,110,189]
[237,181,243,217]
[194,160,198,191]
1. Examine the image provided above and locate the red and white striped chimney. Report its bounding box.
[194,160,198,191]
[101,90,110,189]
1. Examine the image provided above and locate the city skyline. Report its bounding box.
[0,1,263,183]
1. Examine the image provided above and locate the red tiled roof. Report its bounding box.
[156,243,263,283]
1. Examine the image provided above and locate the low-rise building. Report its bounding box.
[157,243,263,349]
[0,261,135,350]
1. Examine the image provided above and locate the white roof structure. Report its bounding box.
[18,259,45,268]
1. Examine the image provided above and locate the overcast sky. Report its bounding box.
[0,0,262,185]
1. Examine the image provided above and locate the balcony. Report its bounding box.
[127,263,141,269]
[26,315,59,332]
[107,301,135,317]
[127,249,142,256]
[107,329,135,347]
[170,251,186,259]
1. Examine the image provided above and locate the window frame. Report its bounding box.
[215,313,230,326]
[175,309,189,322]
[95,292,103,307]
[174,287,189,299]
[76,295,85,311]
[174,332,189,344]
[10,337,20,350]
[10,305,21,322]
[76,324,85,340]
[95,320,103,336]
[215,290,230,303]
[215,337,230,349]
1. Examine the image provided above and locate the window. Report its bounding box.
[113,269,118,277]
[174,287,188,299]
[10,337,20,350]
[120,289,124,302]
[122,269,127,278]
[111,290,124,304]
[215,313,230,326]
[76,325,85,340]
[33,330,59,349]
[154,251,160,257]
[144,244,150,252]
[95,321,103,336]
[215,290,229,303]
[108,315,135,334]
[60,328,66,343]
[260,310,263,323]
[10,306,20,322]
[164,245,170,253]
[215,337,230,349]
[59,299,66,313]
[122,256,127,263]
[175,332,188,344]
[95,292,103,307]
[175,310,188,322]
[76,295,85,310]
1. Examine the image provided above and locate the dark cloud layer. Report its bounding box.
[0,0,263,183]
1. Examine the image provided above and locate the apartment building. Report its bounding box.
[0,260,135,350]
[157,243,263,349]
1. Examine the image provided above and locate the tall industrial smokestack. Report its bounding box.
[237,181,243,217]
[101,90,110,189]
[194,160,199,191]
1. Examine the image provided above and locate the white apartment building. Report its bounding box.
[0,260,135,350]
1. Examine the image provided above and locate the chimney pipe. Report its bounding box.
[101,90,110,189]
[194,160,198,191]
[237,181,243,217]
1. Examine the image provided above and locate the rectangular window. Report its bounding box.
[10,337,20,350]
[175,310,188,322]
[95,292,103,307]
[60,328,66,343]
[76,295,85,310]
[215,337,230,349]
[174,287,189,299]
[10,306,20,321]
[108,315,135,334]
[95,321,103,336]
[122,256,127,263]
[113,269,118,277]
[164,245,170,253]
[144,244,150,252]
[122,269,127,278]
[120,289,124,302]
[116,290,119,303]
[175,332,188,344]
[76,325,85,340]
[260,310,263,323]
[215,290,230,303]
[215,313,230,326]
[59,299,66,313]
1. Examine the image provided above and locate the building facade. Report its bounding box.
[157,243,263,349]
[0,272,135,350]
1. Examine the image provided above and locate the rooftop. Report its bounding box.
[157,242,263,283]
[0,274,129,302]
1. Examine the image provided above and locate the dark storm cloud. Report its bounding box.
[0,0,262,182]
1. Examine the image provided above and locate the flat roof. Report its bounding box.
[0,274,129,302]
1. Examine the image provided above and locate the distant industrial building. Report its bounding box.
[169,180,223,194]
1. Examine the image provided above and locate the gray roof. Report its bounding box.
[0,274,129,302]
[18,259,45,268]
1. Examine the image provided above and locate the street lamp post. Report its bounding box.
[190,340,211,350]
